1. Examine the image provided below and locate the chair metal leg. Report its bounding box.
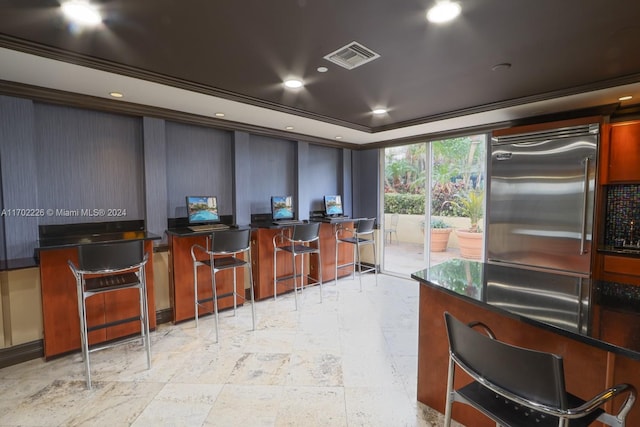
[232,268,238,316]
[356,241,363,292]
[273,249,278,300]
[318,250,323,303]
[212,267,220,343]
[444,356,455,427]
[334,240,339,286]
[372,239,378,287]
[248,263,256,331]
[193,262,199,328]
[139,268,151,369]
[80,296,92,389]
[292,251,299,311]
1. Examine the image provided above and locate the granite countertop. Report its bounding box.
[37,231,161,250]
[412,259,640,360]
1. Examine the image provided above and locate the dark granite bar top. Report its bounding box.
[37,220,160,251]
[37,231,161,250]
[412,259,640,360]
[598,245,640,257]
[166,225,248,237]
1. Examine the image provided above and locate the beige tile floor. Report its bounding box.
[0,273,464,427]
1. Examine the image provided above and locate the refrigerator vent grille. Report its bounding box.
[492,124,599,145]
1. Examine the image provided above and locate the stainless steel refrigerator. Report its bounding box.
[487,123,599,277]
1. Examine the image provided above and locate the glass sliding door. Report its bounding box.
[382,143,428,275]
[381,134,487,276]
[428,134,487,267]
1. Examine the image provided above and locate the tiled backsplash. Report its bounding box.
[605,184,640,245]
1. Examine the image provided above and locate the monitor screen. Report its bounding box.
[324,195,343,216]
[271,195,294,220]
[186,196,220,224]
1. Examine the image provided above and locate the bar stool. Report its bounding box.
[190,228,255,342]
[443,312,637,427]
[67,240,151,389]
[335,218,378,291]
[273,222,323,310]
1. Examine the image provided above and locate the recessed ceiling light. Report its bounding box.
[335,136,342,140]
[491,63,512,71]
[215,112,225,117]
[285,126,294,130]
[109,92,123,98]
[61,0,102,26]
[317,67,328,73]
[373,108,387,115]
[427,1,461,23]
[619,95,633,101]
[284,79,304,89]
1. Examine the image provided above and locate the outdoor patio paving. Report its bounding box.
[382,240,461,276]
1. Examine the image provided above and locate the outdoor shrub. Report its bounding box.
[384,193,425,214]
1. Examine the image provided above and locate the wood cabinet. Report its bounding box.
[598,254,640,286]
[39,240,156,359]
[250,227,300,300]
[311,221,355,283]
[167,233,245,323]
[605,121,640,183]
[250,222,355,300]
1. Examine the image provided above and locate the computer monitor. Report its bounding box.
[324,195,344,217]
[186,196,220,224]
[271,195,294,221]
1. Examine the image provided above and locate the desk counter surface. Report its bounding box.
[37,230,161,250]
[412,259,640,360]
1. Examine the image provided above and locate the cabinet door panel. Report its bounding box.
[609,122,640,182]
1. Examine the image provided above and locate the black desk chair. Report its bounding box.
[273,222,323,310]
[68,240,151,389]
[190,228,255,342]
[443,312,636,427]
[335,218,378,291]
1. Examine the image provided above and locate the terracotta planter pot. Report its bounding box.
[430,228,452,252]
[454,229,483,259]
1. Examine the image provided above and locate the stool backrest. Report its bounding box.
[444,312,568,410]
[291,222,321,242]
[78,240,144,272]
[356,218,375,234]
[211,229,250,254]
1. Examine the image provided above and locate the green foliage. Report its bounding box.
[444,189,484,232]
[431,182,465,217]
[430,218,450,228]
[384,193,424,215]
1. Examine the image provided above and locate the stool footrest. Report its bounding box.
[86,315,141,333]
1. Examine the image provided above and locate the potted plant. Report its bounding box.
[430,218,452,252]
[446,189,484,259]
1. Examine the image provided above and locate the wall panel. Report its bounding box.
[165,122,233,219]
[34,103,144,225]
[0,96,38,259]
[248,135,296,215]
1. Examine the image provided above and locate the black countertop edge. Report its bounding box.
[166,225,249,237]
[37,231,162,251]
[411,267,640,361]
[598,246,640,257]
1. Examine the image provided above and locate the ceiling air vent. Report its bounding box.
[323,41,380,70]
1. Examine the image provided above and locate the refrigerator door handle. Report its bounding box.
[580,157,590,254]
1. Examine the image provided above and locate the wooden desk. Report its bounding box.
[250,220,355,300]
[167,228,247,324]
[310,219,355,283]
[38,230,158,359]
[412,260,640,427]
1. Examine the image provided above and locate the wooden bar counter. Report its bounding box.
[37,221,160,359]
[250,218,355,300]
[412,259,640,427]
[166,226,249,324]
